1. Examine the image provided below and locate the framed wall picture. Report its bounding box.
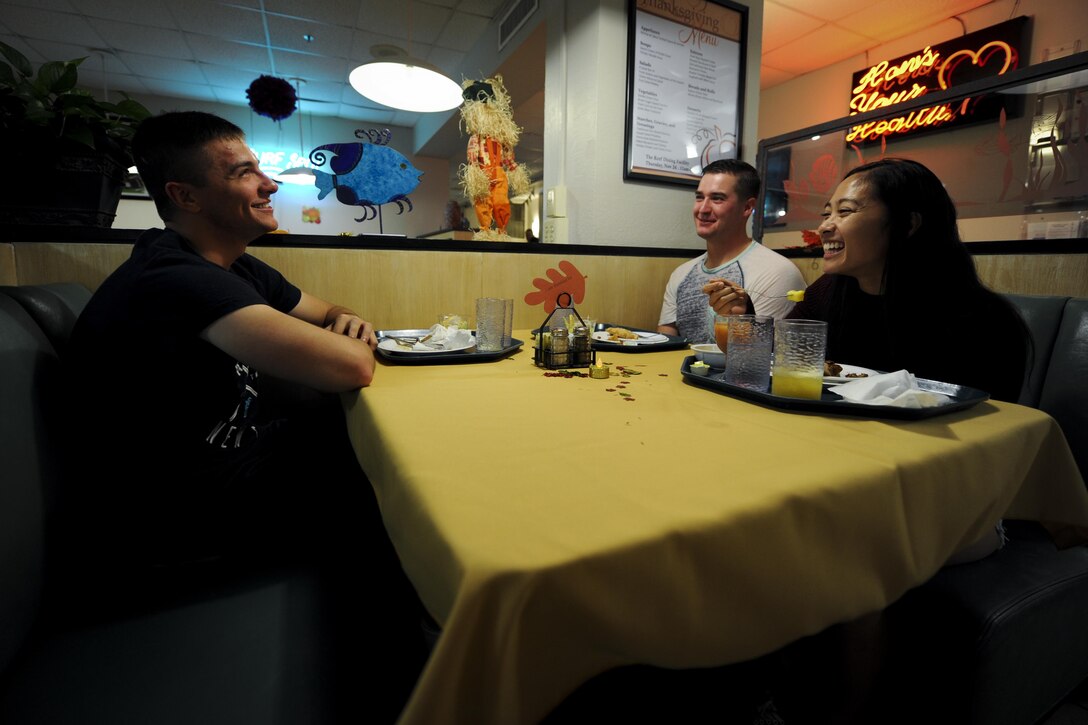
[623,0,747,186]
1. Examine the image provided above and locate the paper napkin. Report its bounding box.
[828,370,952,408]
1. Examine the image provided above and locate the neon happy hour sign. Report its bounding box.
[846,17,1028,144]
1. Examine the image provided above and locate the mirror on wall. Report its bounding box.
[756,52,1088,249]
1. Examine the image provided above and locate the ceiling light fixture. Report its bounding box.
[347,1,462,113]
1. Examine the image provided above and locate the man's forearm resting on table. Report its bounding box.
[204,305,375,391]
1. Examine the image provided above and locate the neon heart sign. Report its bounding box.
[846,17,1026,144]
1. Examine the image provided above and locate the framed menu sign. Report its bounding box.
[624,0,747,185]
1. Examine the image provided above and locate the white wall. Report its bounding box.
[113,93,451,237]
[542,0,764,248]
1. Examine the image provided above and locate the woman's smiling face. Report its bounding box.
[818,174,892,294]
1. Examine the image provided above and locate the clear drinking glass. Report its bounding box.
[713,313,730,353]
[771,319,828,399]
[723,315,774,391]
[502,298,514,347]
[476,297,506,352]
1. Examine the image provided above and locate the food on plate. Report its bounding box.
[690,360,710,376]
[824,360,869,378]
[605,327,639,341]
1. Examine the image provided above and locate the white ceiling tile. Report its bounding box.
[835,0,988,42]
[172,1,266,44]
[456,0,505,16]
[273,51,351,83]
[20,38,105,66]
[348,28,399,60]
[2,6,104,47]
[117,52,206,83]
[67,0,178,29]
[264,0,359,27]
[762,24,874,75]
[356,0,412,41]
[75,49,130,75]
[436,10,489,52]
[88,18,194,59]
[771,0,882,24]
[426,45,467,76]
[871,18,962,64]
[762,2,824,54]
[185,34,271,71]
[337,101,396,126]
[0,35,44,63]
[759,64,797,89]
[143,77,219,102]
[267,15,353,57]
[3,0,76,11]
[409,5,453,46]
[76,69,148,96]
[200,64,277,90]
[212,84,246,104]
[296,79,346,104]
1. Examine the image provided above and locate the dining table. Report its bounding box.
[341,334,1088,725]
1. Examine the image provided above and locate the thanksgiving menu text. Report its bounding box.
[628,0,744,181]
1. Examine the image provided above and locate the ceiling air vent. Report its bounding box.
[498,0,538,51]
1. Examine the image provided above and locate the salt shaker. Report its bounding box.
[550,327,570,367]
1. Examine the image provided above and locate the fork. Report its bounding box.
[705,279,804,302]
[388,332,435,348]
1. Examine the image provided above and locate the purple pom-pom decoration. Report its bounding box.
[246,75,297,121]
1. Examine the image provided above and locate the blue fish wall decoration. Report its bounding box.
[310,128,422,222]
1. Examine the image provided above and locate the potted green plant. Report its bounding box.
[0,40,151,227]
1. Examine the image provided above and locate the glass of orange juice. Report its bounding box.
[771,319,827,399]
[713,313,730,354]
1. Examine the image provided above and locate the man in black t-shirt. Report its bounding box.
[67,111,429,722]
[68,112,381,564]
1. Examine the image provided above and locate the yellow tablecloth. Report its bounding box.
[342,336,1088,725]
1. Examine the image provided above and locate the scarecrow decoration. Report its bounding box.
[458,75,531,241]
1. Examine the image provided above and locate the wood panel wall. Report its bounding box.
[0,244,16,285]
[10,243,681,330]
[9,243,1087,331]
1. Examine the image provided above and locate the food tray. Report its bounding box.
[376,329,523,365]
[680,356,989,420]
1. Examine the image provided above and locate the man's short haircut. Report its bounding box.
[701,159,760,201]
[132,111,246,220]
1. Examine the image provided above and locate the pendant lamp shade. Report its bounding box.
[349,58,463,113]
[275,167,317,185]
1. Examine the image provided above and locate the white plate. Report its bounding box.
[378,337,476,354]
[824,363,880,384]
[592,330,670,345]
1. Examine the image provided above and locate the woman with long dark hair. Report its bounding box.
[710,157,1029,402]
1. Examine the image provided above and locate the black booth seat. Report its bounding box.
[0,286,424,725]
[880,295,1088,725]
